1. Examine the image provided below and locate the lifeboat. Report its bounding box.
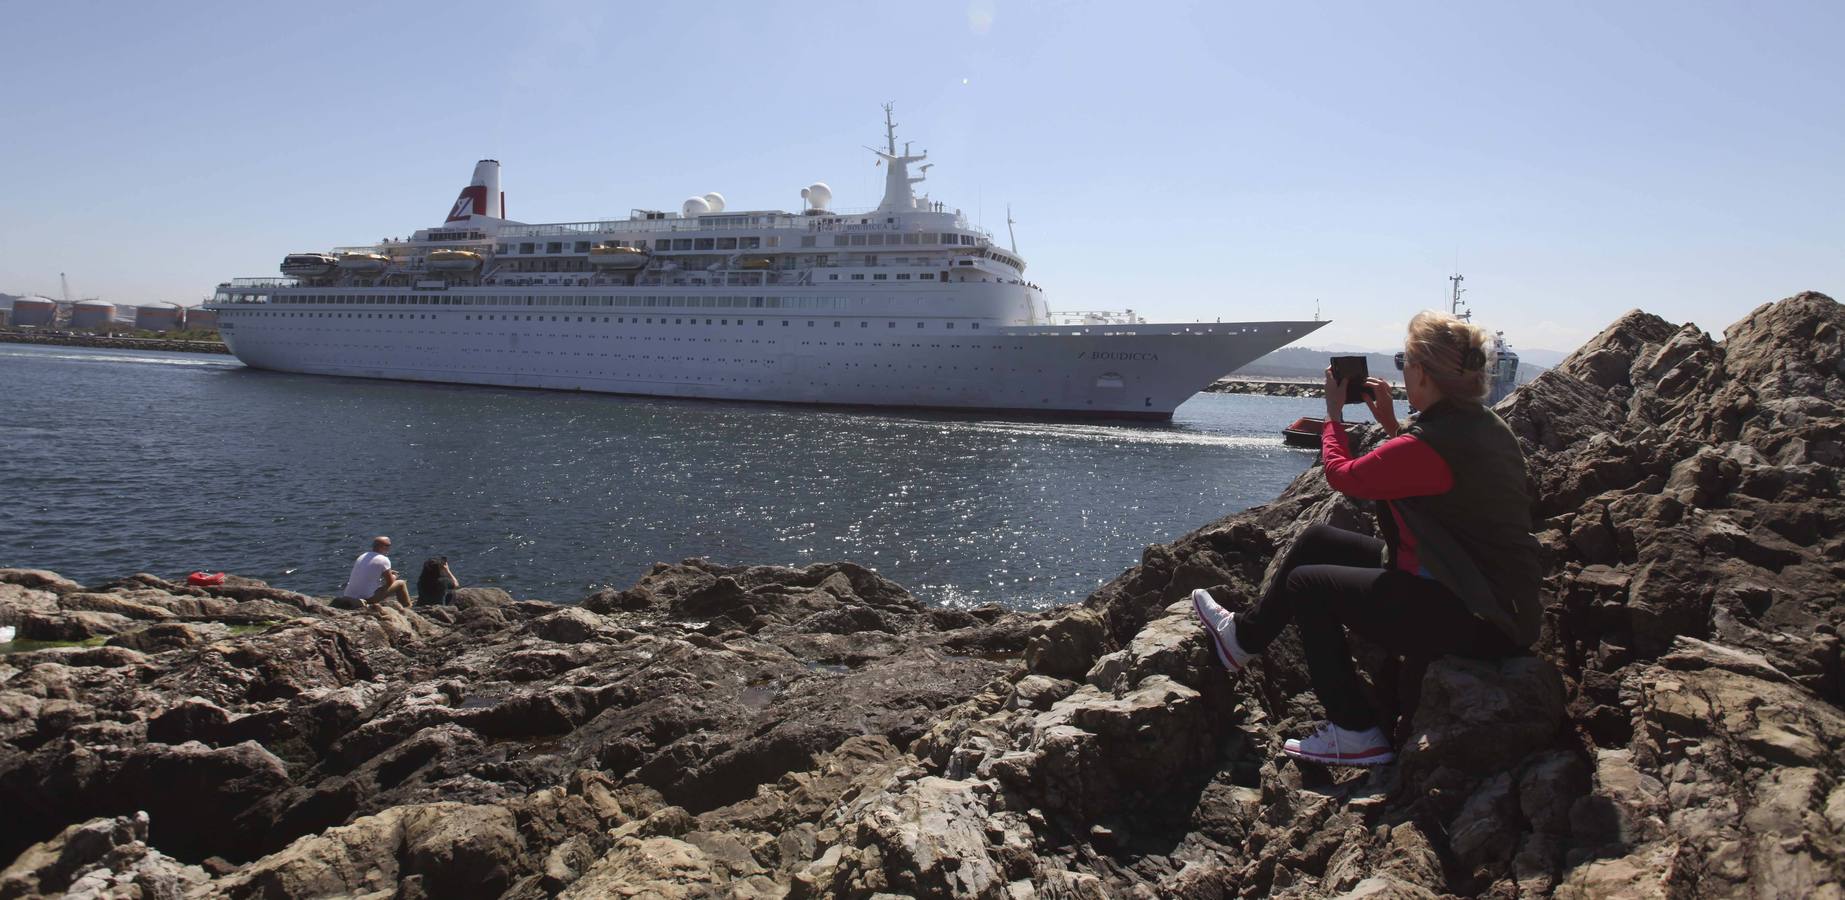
[426,249,483,271]
[589,245,650,269]
[337,252,390,273]
[735,255,775,270]
[280,253,337,278]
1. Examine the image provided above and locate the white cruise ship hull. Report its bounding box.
[215,298,1317,420]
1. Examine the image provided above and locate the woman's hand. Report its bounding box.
[1363,377,1401,436]
[1323,367,1345,422]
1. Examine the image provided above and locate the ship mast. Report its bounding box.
[868,103,928,213]
[1448,273,1471,321]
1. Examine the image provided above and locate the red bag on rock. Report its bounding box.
[187,571,226,587]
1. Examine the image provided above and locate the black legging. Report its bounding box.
[1237,524,1522,730]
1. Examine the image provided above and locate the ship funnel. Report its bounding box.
[446,159,503,223]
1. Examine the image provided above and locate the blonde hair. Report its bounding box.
[1405,310,1491,402]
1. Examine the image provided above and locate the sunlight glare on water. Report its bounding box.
[0,344,1346,609]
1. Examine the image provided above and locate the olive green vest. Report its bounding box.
[1396,401,1543,647]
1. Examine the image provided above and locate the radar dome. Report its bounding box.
[701,192,726,213]
[682,196,711,217]
[800,182,833,211]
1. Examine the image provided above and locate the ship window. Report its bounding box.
[829,274,838,280]
[655,239,671,250]
[673,239,692,250]
[874,274,887,280]
[781,320,789,326]
[574,241,590,252]
[946,322,954,329]
[801,236,816,248]
[520,243,535,253]
[961,235,976,245]
[717,237,737,250]
[916,322,925,328]
[834,236,850,247]
[694,238,715,250]
[868,234,885,246]
[547,242,563,253]
[807,321,815,327]
[833,321,841,327]
[887,321,896,328]
[971,323,979,329]
[742,237,761,249]
[897,273,911,280]
[851,274,865,280]
[751,297,764,308]
[860,322,868,328]
[850,235,867,246]
[903,233,920,245]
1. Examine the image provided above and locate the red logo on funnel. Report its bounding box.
[448,185,487,222]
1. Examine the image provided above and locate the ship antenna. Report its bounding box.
[1448,272,1470,321]
[1006,204,1018,254]
[883,102,898,156]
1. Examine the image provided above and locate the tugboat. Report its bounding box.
[1448,273,1522,404]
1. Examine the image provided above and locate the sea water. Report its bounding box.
[0,343,1383,609]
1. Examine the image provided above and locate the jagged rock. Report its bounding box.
[527,607,609,644]
[0,569,84,595]
[1398,655,1567,779]
[0,812,207,900]
[17,610,132,641]
[1023,607,1107,677]
[0,583,64,626]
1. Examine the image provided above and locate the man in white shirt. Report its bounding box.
[341,536,411,605]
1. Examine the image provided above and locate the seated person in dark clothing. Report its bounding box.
[418,557,459,606]
[1192,310,1542,767]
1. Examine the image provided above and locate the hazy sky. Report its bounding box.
[2,1,1838,351]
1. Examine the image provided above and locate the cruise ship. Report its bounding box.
[208,108,1323,420]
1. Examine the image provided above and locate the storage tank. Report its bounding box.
[70,300,118,332]
[184,306,218,332]
[136,303,186,332]
[12,296,58,327]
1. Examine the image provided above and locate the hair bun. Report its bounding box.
[1461,347,1488,371]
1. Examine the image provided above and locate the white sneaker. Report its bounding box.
[1191,589,1253,673]
[1283,722,1396,766]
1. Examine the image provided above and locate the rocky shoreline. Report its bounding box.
[0,332,230,355]
[2,292,1840,898]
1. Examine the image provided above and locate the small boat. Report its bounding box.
[337,252,391,272]
[589,245,650,268]
[735,255,775,270]
[1282,416,1359,448]
[280,253,337,278]
[425,249,483,271]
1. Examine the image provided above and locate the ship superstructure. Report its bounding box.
[209,108,1322,420]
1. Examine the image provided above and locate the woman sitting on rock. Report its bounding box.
[1192,310,1542,767]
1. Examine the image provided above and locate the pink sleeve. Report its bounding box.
[1321,424,1455,500]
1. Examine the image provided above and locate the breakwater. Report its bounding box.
[1,292,1838,897]
[0,331,229,354]
[1206,376,1408,400]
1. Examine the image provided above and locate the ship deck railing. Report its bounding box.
[497,210,989,243]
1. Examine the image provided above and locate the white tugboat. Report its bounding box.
[1447,273,1522,404]
[207,107,1323,420]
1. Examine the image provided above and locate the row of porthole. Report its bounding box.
[231,309,983,330]
[239,326,1025,353]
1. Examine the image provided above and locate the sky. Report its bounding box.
[1,0,1839,352]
